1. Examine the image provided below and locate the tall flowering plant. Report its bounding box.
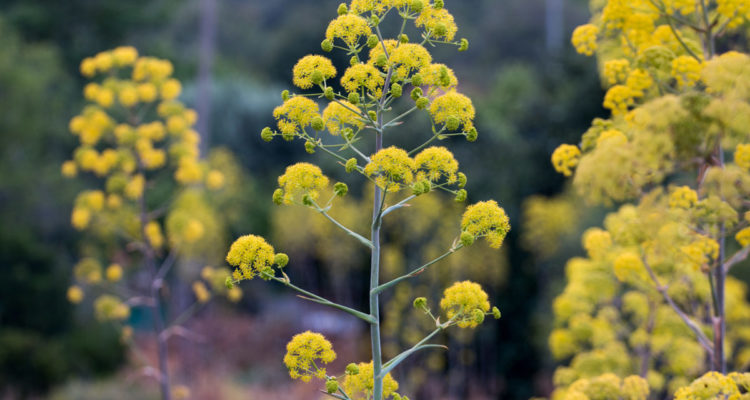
[225,1,509,398]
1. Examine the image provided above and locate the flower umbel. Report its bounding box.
[440,281,492,328]
[226,234,276,281]
[283,331,336,382]
[277,162,330,205]
[461,200,511,248]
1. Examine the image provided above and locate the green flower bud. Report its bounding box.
[412,180,431,195]
[434,0,444,9]
[446,115,460,131]
[459,38,469,52]
[302,194,314,206]
[343,128,355,141]
[225,276,234,289]
[370,15,380,25]
[337,3,348,15]
[334,182,349,197]
[413,297,428,310]
[281,90,290,101]
[466,127,478,142]
[460,231,475,246]
[311,116,325,131]
[472,308,485,324]
[411,73,423,87]
[346,363,360,375]
[326,379,339,394]
[492,306,501,319]
[272,189,284,205]
[321,39,333,52]
[368,110,377,121]
[350,56,360,66]
[345,158,358,173]
[390,83,403,98]
[367,34,379,48]
[261,127,274,142]
[324,86,335,100]
[260,266,275,280]
[399,34,409,43]
[348,92,360,105]
[416,97,429,109]
[281,130,295,141]
[410,0,423,12]
[274,253,289,268]
[457,172,467,188]
[375,54,387,67]
[455,189,467,202]
[305,140,316,154]
[411,87,423,101]
[434,23,447,37]
[393,395,402,400]
[310,70,325,85]
[439,65,451,86]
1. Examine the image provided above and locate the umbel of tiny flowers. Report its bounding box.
[226,1,510,398]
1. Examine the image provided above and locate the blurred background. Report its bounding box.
[0,0,609,398]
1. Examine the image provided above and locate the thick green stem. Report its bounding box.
[370,130,384,400]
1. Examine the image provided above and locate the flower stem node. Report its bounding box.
[465,127,478,142]
[337,3,348,15]
[305,141,316,154]
[324,87,335,100]
[411,0,424,13]
[391,83,403,98]
[458,38,469,52]
[367,34,379,48]
[273,189,284,205]
[334,182,349,197]
[311,116,325,131]
[492,306,501,319]
[411,87,423,101]
[457,172,467,188]
[460,231,475,246]
[345,158,358,173]
[261,127,274,142]
[321,39,334,52]
[326,378,339,394]
[345,363,360,375]
[416,97,430,109]
[348,92,360,105]
[274,253,289,268]
[282,90,290,101]
[455,189,467,202]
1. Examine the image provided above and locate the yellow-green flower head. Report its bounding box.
[293,55,337,89]
[273,96,321,135]
[439,281,491,328]
[368,39,398,65]
[132,57,174,82]
[674,372,742,400]
[429,91,475,131]
[702,51,750,96]
[419,63,458,89]
[669,185,698,209]
[595,129,628,147]
[460,200,511,248]
[94,295,130,321]
[612,252,647,283]
[74,257,103,284]
[226,234,276,281]
[414,146,459,183]
[283,331,336,382]
[277,162,330,204]
[603,59,630,86]
[67,285,84,304]
[736,144,750,170]
[341,63,385,96]
[363,146,416,192]
[603,85,634,116]
[388,44,433,81]
[582,228,612,259]
[342,361,399,400]
[735,227,750,247]
[716,0,750,29]
[551,144,581,176]
[625,68,654,97]
[415,5,458,41]
[681,235,719,270]
[571,24,599,56]
[350,0,409,15]
[322,101,364,135]
[671,55,703,89]
[326,14,372,47]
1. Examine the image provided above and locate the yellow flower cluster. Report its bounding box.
[582,228,612,260]
[460,200,511,249]
[674,372,748,400]
[560,374,649,400]
[341,63,385,96]
[322,101,363,135]
[571,24,599,56]
[603,85,634,116]
[429,91,475,131]
[415,5,458,41]
[736,227,750,247]
[716,0,750,29]
[551,144,581,177]
[80,46,139,77]
[106,264,123,282]
[226,234,276,280]
[669,186,698,209]
[603,59,630,86]
[192,281,211,303]
[364,146,416,192]
[414,146,459,183]
[326,14,372,47]
[388,44,433,81]
[439,281,491,328]
[273,96,321,135]
[419,63,458,89]
[94,295,130,321]
[612,252,647,283]
[283,331,336,382]
[671,56,703,89]
[664,0,697,15]
[67,285,84,304]
[342,361,399,400]
[276,162,330,205]
[74,257,103,284]
[736,144,750,170]
[292,55,337,89]
[596,129,627,147]
[681,235,719,270]
[625,69,653,97]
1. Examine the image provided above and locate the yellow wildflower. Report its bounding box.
[625,69,653,97]
[112,46,138,66]
[145,221,164,249]
[206,170,225,190]
[71,208,92,230]
[293,55,337,89]
[67,286,84,304]
[736,227,750,247]
[137,83,158,102]
[571,24,599,56]
[669,186,698,209]
[419,63,458,89]
[325,14,372,47]
[322,101,364,135]
[603,59,630,86]
[161,78,182,100]
[277,162,329,205]
[603,85,634,115]
[192,281,211,303]
[671,56,703,89]
[94,295,130,321]
[106,263,123,282]
[582,228,612,259]
[363,146,416,192]
[414,146,459,183]
[74,258,102,284]
[596,129,628,147]
[736,144,750,170]
[226,234,276,280]
[551,144,581,177]
[341,63,385,96]
[429,91,475,131]
[613,252,647,282]
[124,174,145,200]
[273,96,321,134]
[415,5,458,41]
[389,43,433,81]
[440,280,491,328]
[342,361,399,400]
[283,331,336,382]
[460,200,511,248]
